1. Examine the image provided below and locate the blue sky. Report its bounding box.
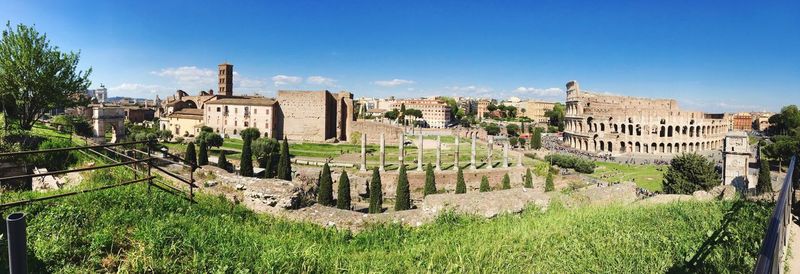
[2,0,798,113]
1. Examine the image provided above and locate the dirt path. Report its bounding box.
[786,215,800,273]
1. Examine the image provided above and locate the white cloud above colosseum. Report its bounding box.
[373,79,415,87]
[271,75,303,86]
[307,76,337,86]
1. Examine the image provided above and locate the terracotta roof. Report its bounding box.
[167,108,203,120]
[206,96,276,106]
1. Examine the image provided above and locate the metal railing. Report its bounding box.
[754,155,797,274]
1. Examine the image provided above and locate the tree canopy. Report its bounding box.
[0,22,92,130]
[663,153,720,194]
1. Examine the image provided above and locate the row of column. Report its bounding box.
[360,133,519,172]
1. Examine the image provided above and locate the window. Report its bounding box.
[244,121,249,127]
[216,107,221,112]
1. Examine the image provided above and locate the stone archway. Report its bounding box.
[91,105,126,143]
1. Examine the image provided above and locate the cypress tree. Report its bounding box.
[395,165,411,211]
[185,141,197,168]
[757,159,773,193]
[545,172,555,192]
[263,152,274,178]
[198,139,208,166]
[317,163,334,206]
[336,170,351,209]
[423,163,436,196]
[240,139,254,177]
[455,168,466,194]
[368,168,383,213]
[218,150,229,172]
[480,175,490,192]
[532,128,542,149]
[277,137,292,180]
[524,168,533,188]
[502,173,511,189]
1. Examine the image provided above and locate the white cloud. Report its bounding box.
[513,87,563,97]
[152,66,216,87]
[374,79,415,87]
[307,76,337,86]
[271,75,303,86]
[446,85,493,95]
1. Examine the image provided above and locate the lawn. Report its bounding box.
[0,166,770,273]
[589,161,666,192]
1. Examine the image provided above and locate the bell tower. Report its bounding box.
[218,63,233,96]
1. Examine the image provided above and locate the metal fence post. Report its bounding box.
[6,212,28,274]
[147,140,152,194]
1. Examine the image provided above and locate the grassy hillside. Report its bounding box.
[1,167,770,273]
[590,161,666,192]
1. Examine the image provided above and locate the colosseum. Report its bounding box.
[563,80,729,155]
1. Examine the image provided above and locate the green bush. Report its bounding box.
[369,168,383,213]
[336,170,351,209]
[524,168,533,188]
[544,154,596,173]
[545,172,554,192]
[663,153,720,194]
[480,176,490,192]
[757,159,772,193]
[424,163,436,196]
[185,142,197,168]
[276,137,292,180]
[455,168,466,194]
[317,163,334,206]
[197,139,208,166]
[502,173,511,189]
[395,165,411,211]
[34,139,78,171]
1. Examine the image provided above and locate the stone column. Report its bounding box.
[435,135,442,171]
[417,134,424,171]
[487,138,494,169]
[399,133,405,166]
[503,142,509,168]
[454,136,460,170]
[379,133,385,171]
[360,133,367,171]
[470,134,476,170]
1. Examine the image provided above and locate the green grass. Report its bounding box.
[0,166,770,273]
[30,123,88,146]
[589,162,666,192]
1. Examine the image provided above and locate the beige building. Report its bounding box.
[563,80,729,155]
[390,99,452,128]
[506,100,557,125]
[165,108,204,137]
[204,97,278,138]
[723,131,752,189]
[477,100,490,120]
[277,90,354,142]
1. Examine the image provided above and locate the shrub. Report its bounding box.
[663,153,720,194]
[502,173,511,189]
[531,127,542,149]
[276,137,292,180]
[317,163,334,206]
[174,137,184,144]
[395,165,411,211]
[368,168,383,213]
[757,159,772,193]
[198,139,208,166]
[185,142,197,168]
[424,163,436,196]
[217,150,230,172]
[545,172,554,192]
[455,168,466,194]
[34,139,78,171]
[239,128,260,177]
[480,176,490,192]
[336,170,351,209]
[524,168,533,188]
[544,154,596,173]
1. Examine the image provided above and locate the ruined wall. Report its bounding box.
[350,166,532,197]
[277,91,330,142]
[351,120,404,144]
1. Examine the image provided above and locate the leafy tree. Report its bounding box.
[336,170,351,209]
[395,165,411,211]
[487,103,497,112]
[545,172,554,192]
[384,109,399,120]
[317,163,334,206]
[757,159,773,193]
[200,126,213,133]
[524,168,533,188]
[197,131,224,148]
[158,129,173,141]
[479,176,490,192]
[663,153,720,194]
[544,103,565,131]
[239,128,260,177]
[252,138,279,178]
[276,137,292,180]
[532,127,543,149]
[509,137,518,148]
[185,141,197,168]
[368,168,383,213]
[217,150,230,171]
[423,163,436,196]
[484,123,501,135]
[455,168,466,194]
[34,139,77,171]
[518,137,526,148]
[197,139,208,165]
[0,23,92,130]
